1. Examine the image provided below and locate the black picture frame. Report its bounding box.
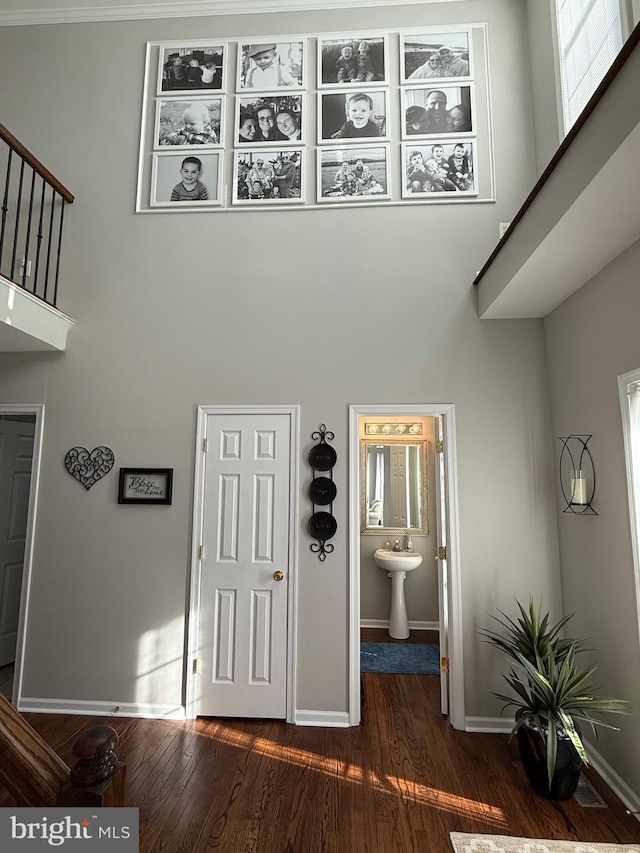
[118,468,173,505]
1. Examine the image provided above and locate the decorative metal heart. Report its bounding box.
[64,446,115,490]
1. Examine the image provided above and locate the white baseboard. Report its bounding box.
[18,697,186,720]
[584,738,640,821]
[465,716,513,734]
[294,709,350,727]
[360,619,439,631]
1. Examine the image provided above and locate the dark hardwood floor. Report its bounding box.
[1,631,639,852]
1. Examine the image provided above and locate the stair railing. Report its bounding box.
[0,123,74,309]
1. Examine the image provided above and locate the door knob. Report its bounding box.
[273,570,284,581]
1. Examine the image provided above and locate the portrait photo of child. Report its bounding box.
[317,34,388,87]
[158,44,225,93]
[317,144,390,202]
[319,90,389,144]
[155,97,224,148]
[237,41,304,90]
[151,151,223,207]
[232,150,304,205]
[401,140,476,198]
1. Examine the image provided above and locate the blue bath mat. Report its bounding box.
[361,642,440,674]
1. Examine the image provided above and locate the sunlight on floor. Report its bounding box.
[207,721,508,828]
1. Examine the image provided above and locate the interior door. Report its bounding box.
[196,413,291,718]
[0,418,35,668]
[435,416,450,715]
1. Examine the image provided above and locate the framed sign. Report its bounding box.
[118,468,173,505]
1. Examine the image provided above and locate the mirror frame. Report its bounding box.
[359,438,429,535]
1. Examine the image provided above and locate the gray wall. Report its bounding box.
[0,0,562,722]
[544,238,640,796]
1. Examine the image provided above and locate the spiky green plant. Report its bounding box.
[479,598,581,667]
[495,643,628,787]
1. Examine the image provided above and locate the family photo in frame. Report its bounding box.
[155,96,224,147]
[237,41,305,90]
[317,144,390,201]
[151,150,222,206]
[401,31,471,82]
[233,149,304,203]
[402,140,475,197]
[319,90,389,142]
[236,94,304,144]
[317,34,388,86]
[402,85,472,137]
[158,45,225,93]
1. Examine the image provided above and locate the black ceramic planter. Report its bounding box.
[517,726,582,800]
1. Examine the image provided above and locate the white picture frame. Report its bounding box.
[317,144,391,202]
[154,96,224,149]
[237,39,306,91]
[235,93,305,146]
[400,29,472,84]
[232,149,305,204]
[318,89,390,144]
[401,85,473,139]
[151,151,224,207]
[317,33,389,88]
[157,43,226,95]
[401,139,477,199]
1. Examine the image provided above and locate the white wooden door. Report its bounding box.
[389,446,408,527]
[435,416,450,715]
[0,419,35,667]
[196,413,291,718]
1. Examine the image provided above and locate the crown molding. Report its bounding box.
[0,0,464,27]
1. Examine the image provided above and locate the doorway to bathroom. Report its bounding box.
[348,404,463,729]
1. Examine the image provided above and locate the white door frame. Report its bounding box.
[185,404,300,721]
[0,403,45,707]
[348,403,465,729]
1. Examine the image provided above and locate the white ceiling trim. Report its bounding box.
[0,0,464,27]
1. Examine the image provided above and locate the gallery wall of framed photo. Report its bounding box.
[136,24,494,212]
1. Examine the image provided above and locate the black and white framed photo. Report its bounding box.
[151,151,223,207]
[118,468,173,505]
[319,90,389,144]
[402,86,473,138]
[401,140,476,198]
[317,144,390,202]
[154,96,224,148]
[232,149,304,204]
[237,40,305,90]
[317,34,388,87]
[158,44,225,94]
[235,93,304,145]
[400,30,471,83]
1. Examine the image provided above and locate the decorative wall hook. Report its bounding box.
[65,446,115,490]
[559,434,597,515]
[308,424,337,561]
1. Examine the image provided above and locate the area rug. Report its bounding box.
[360,642,440,674]
[450,833,640,853]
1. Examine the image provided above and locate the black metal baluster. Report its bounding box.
[32,176,46,297]
[0,148,12,272]
[43,185,56,303]
[22,167,37,291]
[10,159,25,281]
[53,196,66,307]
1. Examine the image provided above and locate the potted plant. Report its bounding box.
[480,600,629,800]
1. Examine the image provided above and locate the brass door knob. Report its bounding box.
[273,570,284,581]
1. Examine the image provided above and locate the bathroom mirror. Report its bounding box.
[360,438,429,535]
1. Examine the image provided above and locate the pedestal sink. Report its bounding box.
[373,549,423,639]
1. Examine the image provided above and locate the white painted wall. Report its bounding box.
[0,0,562,722]
[544,238,640,797]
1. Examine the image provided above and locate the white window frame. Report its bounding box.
[552,0,633,135]
[617,368,640,649]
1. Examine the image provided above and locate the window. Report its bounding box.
[555,0,624,132]
[618,368,640,641]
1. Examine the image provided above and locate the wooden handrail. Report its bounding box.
[0,123,74,204]
[474,18,640,286]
